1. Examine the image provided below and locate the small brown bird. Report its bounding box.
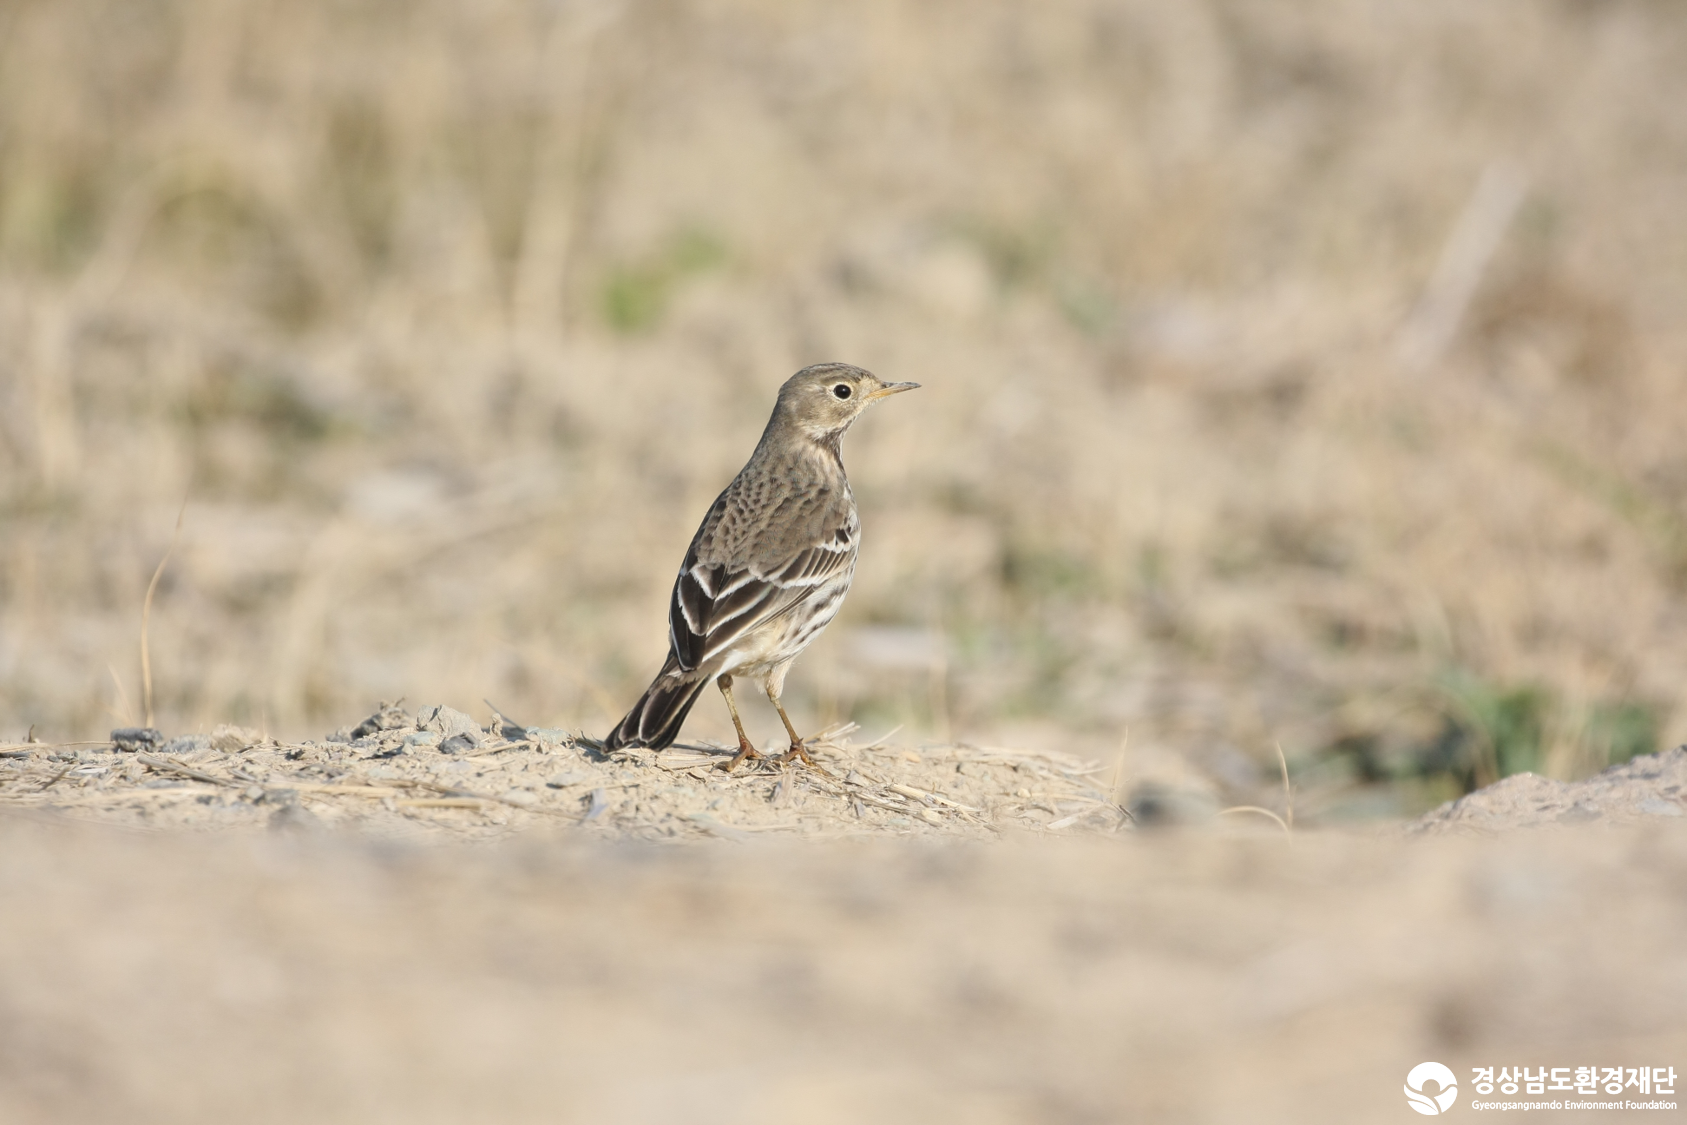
[604,363,918,769]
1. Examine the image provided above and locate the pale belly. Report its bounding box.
[718,568,853,681]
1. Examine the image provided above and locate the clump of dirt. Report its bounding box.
[1406,746,1687,834]
[0,703,1125,841]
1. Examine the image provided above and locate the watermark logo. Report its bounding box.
[1463,1064,1675,1109]
[1406,1062,1460,1115]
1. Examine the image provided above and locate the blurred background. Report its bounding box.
[2,0,1685,819]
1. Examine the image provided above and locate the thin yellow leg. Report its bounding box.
[717,675,764,771]
[772,696,803,751]
[768,687,830,775]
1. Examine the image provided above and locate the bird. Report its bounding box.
[604,363,919,770]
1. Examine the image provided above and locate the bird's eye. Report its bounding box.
[832,384,852,400]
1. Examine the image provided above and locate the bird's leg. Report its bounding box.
[716,675,764,771]
[767,686,831,776]
[771,698,808,761]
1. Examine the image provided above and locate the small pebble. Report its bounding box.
[529,728,575,752]
[111,728,163,752]
[417,706,480,742]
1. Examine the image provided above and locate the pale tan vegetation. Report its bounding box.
[3,0,1687,818]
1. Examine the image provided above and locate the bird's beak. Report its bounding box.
[866,381,920,401]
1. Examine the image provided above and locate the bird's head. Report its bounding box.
[772,363,919,444]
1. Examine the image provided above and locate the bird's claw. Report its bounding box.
[719,740,766,772]
[776,742,834,778]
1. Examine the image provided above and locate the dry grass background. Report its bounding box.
[3,0,1687,818]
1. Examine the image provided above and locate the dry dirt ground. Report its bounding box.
[0,703,1127,842]
[2,708,1685,1124]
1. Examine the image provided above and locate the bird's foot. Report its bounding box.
[719,739,766,772]
[776,741,834,778]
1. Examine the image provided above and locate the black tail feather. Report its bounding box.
[603,657,709,750]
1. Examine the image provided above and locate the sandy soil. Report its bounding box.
[1408,746,1687,835]
[2,711,1684,1124]
[0,703,1124,842]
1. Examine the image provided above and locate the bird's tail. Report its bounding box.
[603,656,709,751]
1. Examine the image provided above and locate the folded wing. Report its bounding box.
[669,519,856,671]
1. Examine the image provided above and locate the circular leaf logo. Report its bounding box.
[1405,1062,1459,1115]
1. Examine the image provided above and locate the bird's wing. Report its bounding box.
[668,508,856,672]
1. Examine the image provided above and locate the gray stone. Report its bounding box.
[529,728,575,752]
[347,701,414,741]
[439,733,477,755]
[417,706,481,743]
